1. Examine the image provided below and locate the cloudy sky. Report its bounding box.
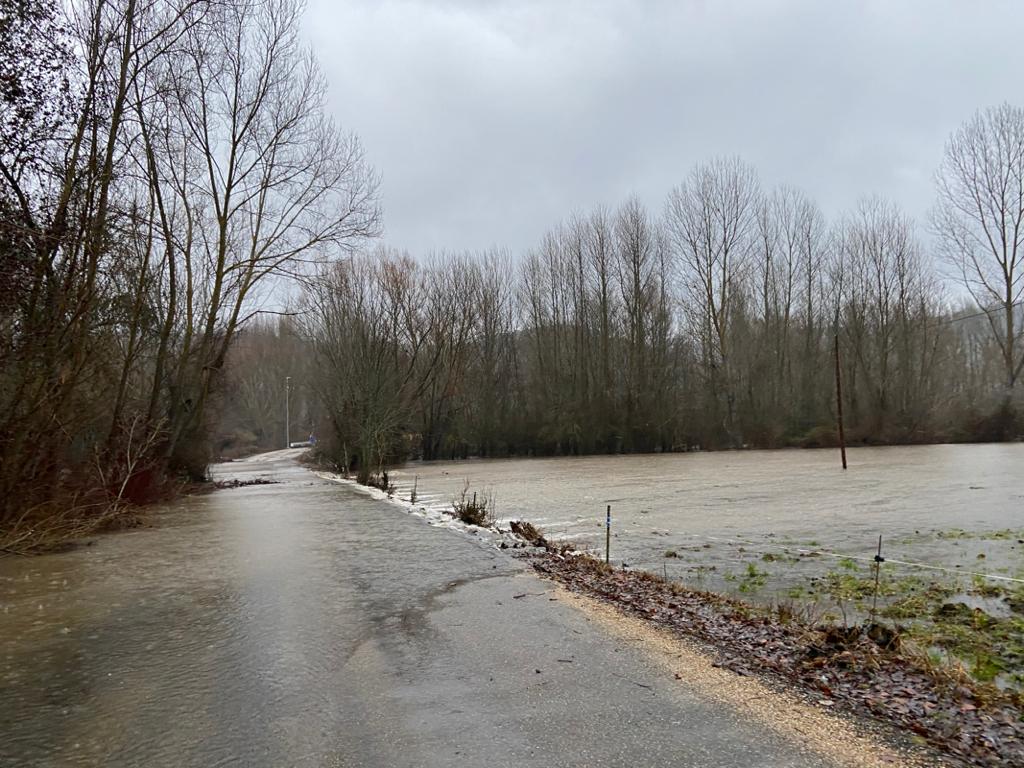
[303,0,1024,256]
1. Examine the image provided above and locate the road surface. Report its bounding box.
[0,451,918,767]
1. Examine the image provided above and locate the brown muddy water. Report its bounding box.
[0,443,1021,758]
[390,444,1024,607]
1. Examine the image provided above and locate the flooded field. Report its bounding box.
[390,444,1022,569]
[391,444,1024,684]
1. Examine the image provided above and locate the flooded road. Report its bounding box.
[389,444,1024,598]
[0,450,904,767]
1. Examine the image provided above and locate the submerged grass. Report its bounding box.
[758,558,1024,692]
[645,524,1024,694]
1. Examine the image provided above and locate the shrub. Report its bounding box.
[452,483,493,527]
[366,470,394,494]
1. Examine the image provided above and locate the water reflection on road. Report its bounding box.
[0,451,510,766]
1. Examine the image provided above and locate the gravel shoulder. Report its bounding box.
[529,550,1022,768]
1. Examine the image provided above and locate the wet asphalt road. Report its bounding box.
[2,451,868,767]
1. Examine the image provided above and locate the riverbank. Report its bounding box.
[0,475,227,557]
[0,447,306,556]
[528,548,1024,768]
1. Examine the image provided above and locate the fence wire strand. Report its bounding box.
[656,531,1024,585]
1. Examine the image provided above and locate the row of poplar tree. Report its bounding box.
[222,110,1024,480]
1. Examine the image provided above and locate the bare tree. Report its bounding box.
[666,157,761,445]
[297,159,1019,474]
[413,254,476,459]
[464,249,519,455]
[749,186,829,438]
[152,0,380,474]
[614,196,658,449]
[0,0,379,545]
[302,251,419,482]
[835,197,943,437]
[934,103,1024,392]
[0,0,207,531]
[585,205,619,444]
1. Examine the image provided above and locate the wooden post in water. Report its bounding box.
[833,331,848,470]
[605,504,611,565]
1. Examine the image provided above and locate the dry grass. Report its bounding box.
[452,483,493,526]
[0,498,136,555]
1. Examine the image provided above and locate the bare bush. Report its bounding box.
[451,483,494,527]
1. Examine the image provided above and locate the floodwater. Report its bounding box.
[0,445,1020,764]
[0,450,870,768]
[0,451,526,767]
[389,444,1024,596]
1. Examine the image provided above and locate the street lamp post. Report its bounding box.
[285,376,291,448]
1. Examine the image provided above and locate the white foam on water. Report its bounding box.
[315,471,529,551]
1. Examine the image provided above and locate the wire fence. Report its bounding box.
[655,530,1024,586]
[388,475,1024,590]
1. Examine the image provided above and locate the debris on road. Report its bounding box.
[214,478,281,489]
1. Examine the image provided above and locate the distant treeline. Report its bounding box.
[222,126,1024,480]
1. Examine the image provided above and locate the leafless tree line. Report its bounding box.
[4,0,1020,539]
[295,107,1024,475]
[214,318,315,456]
[0,0,378,544]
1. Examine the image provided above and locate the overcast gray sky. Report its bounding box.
[303,0,1024,256]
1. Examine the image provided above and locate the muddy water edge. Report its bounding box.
[388,444,1024,688]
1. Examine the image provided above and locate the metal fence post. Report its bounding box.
[870,535,884,622]
[605,504,611,564]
